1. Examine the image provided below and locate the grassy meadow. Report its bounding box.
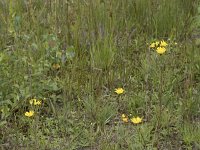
[0,0,200,149]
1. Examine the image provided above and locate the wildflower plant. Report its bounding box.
[148,39,179,146]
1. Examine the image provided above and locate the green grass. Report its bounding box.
[0,0,200,149]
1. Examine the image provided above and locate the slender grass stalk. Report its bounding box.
[145,47,152,121]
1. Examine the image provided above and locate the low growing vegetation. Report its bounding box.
[0,0,200,149]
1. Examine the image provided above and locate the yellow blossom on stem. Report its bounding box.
[29,99,42,105]
[121,114,126,118]
[115,88,124,95]
[131,117,142,124]
[25,110,34,117]
[156,47,166,54]
[149,42,156,48]
[29,99,36,105]
[121,114,128,123]
[160,40,168,47]
[52,63,60,69]
[34,100,41,105]
[155,41,160,46]
[122,117,128,123]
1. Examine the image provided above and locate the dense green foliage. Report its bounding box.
[0,0,200,149]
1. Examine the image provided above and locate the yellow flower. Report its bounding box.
[121,114,126,118]
[156,47,166,54]
[29,99,42,105]
[52,63,60,69]
[34,100,41,105]
[115,88,124,94]
[25,110,34,117]
[121,114,128,123]
[149,42,156,48]
[29,99,36,105]
[174,42,177,45]
[122,117,128,123]
[131,117,142,124]
[160,40,168,47]
[155,41,160,46]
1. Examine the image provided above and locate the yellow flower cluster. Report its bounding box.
[24,98,42,117]
[115,88,124,95]
[121,114,142,124]
[149,40,168,54]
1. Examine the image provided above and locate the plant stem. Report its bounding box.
[156,59,164,149]
[159,64,163,128]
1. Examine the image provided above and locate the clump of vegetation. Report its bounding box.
[0,0,200,149]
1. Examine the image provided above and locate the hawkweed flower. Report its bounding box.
[121,114,128,123]
[160,40,168,47]
[25,110,34,117]
[115,88,124,95]
[149,41,159,48]
[149,42,156,48]
[155,41,160,46]
[34,100,41,105]
[156,47,166,54]
[122,117,128,123]
[52,63,60,69]
[122,114,126,118]
[131,117,142,124]
[29,99,36,105]
[29,99,42,105]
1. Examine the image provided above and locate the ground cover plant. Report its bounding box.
[0,0,200,149]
